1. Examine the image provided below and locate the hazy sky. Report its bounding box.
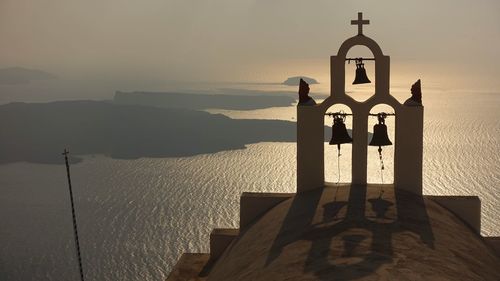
[1,0,499,89]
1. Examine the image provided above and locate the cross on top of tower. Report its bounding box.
[351,12,370,35]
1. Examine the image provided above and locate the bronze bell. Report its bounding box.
[369,113,392,172]
[369,114,392,147]
[329,115,353,151]
[352,60,371,85]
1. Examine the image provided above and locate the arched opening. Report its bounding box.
[324,104,353,184]
[345,45,376,102]
[367,104,395,184]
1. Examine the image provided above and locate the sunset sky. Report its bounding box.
[1,0,499,90]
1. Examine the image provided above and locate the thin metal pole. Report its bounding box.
[63,149,85,281]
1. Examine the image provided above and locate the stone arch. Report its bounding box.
[330,35,391,101]
[337,36,384,59]
[363,93,402,111]
[344,45,377,102]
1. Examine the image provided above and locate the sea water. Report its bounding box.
[0,87,498,280]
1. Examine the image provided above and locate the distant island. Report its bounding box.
[0,100,342,164]
[114,91,295,111]
[0,101,296,164]
[282,76,319,86]
[0,67,56,84]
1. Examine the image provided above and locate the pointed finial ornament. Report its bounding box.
[351,12,370,35]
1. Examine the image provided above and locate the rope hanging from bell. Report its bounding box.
[369,113,392,183]
[329,112,353,183]
[378,146,385,183]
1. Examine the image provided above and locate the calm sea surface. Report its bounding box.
[0,83,498,280]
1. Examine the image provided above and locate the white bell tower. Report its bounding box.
[297,12,424,194]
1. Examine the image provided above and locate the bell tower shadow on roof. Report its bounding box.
[296,12,424,194]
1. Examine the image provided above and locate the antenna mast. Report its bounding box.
[63,148,85,281]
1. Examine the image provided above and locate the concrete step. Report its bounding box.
[240,192,294,229]
[165,253,209,281]
[209,228,239,261]
[426,195,481,233]
[483,236,500,257]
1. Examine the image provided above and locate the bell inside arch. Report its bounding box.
[329,115,353,150]
[352,60,371,85]
[369,114,392,147]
